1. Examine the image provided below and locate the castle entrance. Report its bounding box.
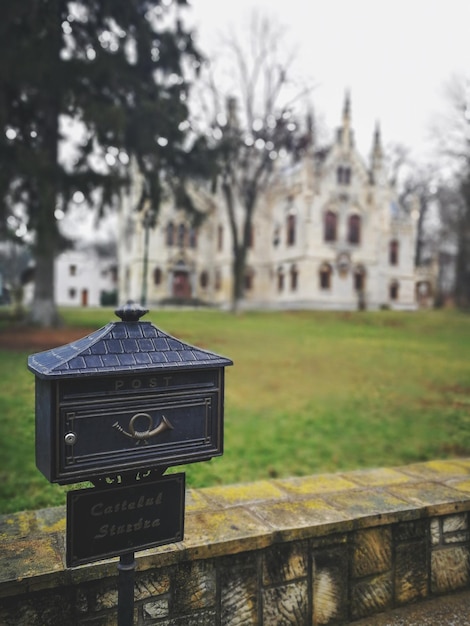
[172,270,191,299]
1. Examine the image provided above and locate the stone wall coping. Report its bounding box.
[1,458,470,599]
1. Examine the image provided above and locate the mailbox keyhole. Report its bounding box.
[65,432,77,446]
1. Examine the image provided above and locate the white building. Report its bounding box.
[118,97,419,311]
[55,248,118,307]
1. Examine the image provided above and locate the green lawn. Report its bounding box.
[1,307,469,514]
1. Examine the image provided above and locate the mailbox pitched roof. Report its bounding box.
[28,321,233,379]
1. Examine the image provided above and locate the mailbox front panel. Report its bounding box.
[41,369,225,483]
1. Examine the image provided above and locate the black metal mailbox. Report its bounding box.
[28,302,233,484]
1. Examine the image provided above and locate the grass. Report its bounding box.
[0,307,469,514]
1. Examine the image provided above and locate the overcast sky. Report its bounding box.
[188,0,470,162]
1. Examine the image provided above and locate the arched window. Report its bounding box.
[166,222,174,246]
[273,225,281,247]
[200,270,209,289]
[390,280,399,300]
[319,263,332,290]
[348,214,361,244]
[324,211,337,242]
[217,225,224,251]
[277,267,284,292]
[290,264,298,291]
[286,213,296,246]
[389,240,399,265]
[354,265,366,291]
[153,267,162,285]
[177,223,186,248]
[337,166,351,185]
[189,227,197,249]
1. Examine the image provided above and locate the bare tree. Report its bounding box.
[431,74,470,308]
[398,166,440,268]
[385,142,411,189]
[384,143,440,269]
[192,12,314,310]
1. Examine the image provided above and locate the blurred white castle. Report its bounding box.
[117,96,430,311]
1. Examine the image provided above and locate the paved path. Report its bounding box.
[354,590,470,625]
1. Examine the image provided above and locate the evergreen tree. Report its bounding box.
[0,0,202,325]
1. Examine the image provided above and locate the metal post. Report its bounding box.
[140,210,150,307]
[117,551,136,626]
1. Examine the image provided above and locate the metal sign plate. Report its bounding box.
[66,473,185,567]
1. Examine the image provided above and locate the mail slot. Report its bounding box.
[28,301,233,484]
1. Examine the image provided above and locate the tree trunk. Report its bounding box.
[30,231,60,327]
[231,249,246,313]
[29,166,61,327]
[29,41,61,327]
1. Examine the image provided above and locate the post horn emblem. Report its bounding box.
[113,413,173,445]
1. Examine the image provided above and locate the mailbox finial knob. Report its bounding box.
[115,301,149,322]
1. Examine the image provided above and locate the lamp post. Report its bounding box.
[140,205,154,307]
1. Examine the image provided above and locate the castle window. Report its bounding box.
[354,265,366,291]
[348,214,361,244]
[217,225,224,251]
[319,263,332,290]
[189,227,197,249]
[324,211,337,242]
[389,240,399,265]
[153,267,162,285]
[273,225,281,247]
[390,280,399,300]
[166,222,174,246]
[110,266,118,283]
[68,288,77,299]
[277,267,284,292]
[286,213,296,246]
[200,271,209,289]
[177,223,186,248]
[290,264,298,291]
[337,166,351,185]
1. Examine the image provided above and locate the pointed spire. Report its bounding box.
[370,121,384,185]
[372,121,383,160]
[343,89,351,126]
[305,107,315,149]
[337,89,354,148]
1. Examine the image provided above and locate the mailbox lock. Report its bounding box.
[64,432,77,446]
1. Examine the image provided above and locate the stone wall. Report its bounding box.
[1,458,470,625]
